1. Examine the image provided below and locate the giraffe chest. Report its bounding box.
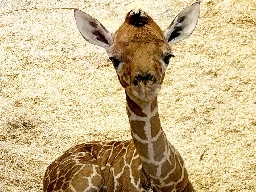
[97,140,153,191]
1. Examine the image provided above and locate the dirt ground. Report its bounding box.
[0,0,255,191]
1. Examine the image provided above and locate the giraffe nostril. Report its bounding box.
[133,73,156,85]
[133,79,138,86]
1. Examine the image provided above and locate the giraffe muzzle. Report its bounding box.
[130,73,160,102]
[133,73,156,86]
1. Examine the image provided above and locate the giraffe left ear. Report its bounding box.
[163,2,200,45]
[74,9,113,50]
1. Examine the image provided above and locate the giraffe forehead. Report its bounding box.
[114,23,164,44]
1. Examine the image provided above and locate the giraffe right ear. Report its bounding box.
[163,2,200,45]
[74,9,113,50]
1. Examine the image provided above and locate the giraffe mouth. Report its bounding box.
[129,83,161,102]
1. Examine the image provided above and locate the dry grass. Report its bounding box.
[0,0,255,191]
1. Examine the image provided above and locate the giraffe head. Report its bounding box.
[74,3,200,105]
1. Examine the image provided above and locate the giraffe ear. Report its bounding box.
[74,9,113,50]
[163,2,200,45]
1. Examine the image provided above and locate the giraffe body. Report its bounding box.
[43,2,200,191]
[43,141,149,191]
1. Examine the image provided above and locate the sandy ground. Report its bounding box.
[0,0,255,191]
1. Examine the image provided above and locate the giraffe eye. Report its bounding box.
[163,53,175,65]
[109,57,121,69]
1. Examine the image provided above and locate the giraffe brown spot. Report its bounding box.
[175,159,189,191]
[111,143,128,165]
[182,180,194,192]
[72,176,89,191]
[150,113,161,137]
[54,176,65,190]
[99,141,125,169]
[71,166,96,191]
[123,142,136,165]
[176,172,189,191]
[115,166,136,190]
[163,154,183,184]
[126,94,147,117]
[119,76,129,88]
[59,159,76,176]
[113,157,125,175]
[160,159,174,178]
[45,181,55,192]
[98,148,111,168]
[133,139,149,160]
[160,73,165,84]
[159,185,175,192]
[159,66,163,73]
[64,187,74,192]
[142,161,158,178]
[156,70,161,81]
[130,120,147,139]
[62,181,70,190]
[153,63,158,71]
[91,174,104,188]
[151,175,161,186]
[126,106,131,117]
[48,166,58,182]
[76,152,94,163]
[150,99,158,112]
[152,133,166,161]
[130,154,142,184]
[59,165,70,178]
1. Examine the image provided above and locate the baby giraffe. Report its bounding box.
[43,2,200,192]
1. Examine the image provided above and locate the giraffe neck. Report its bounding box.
[126,93,188,190]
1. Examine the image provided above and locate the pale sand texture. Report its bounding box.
[0,0,255,191]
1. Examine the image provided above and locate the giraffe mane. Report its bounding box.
[125,9,151,27]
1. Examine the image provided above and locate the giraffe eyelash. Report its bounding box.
[109,57,121,69]
[163,53,175,65]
